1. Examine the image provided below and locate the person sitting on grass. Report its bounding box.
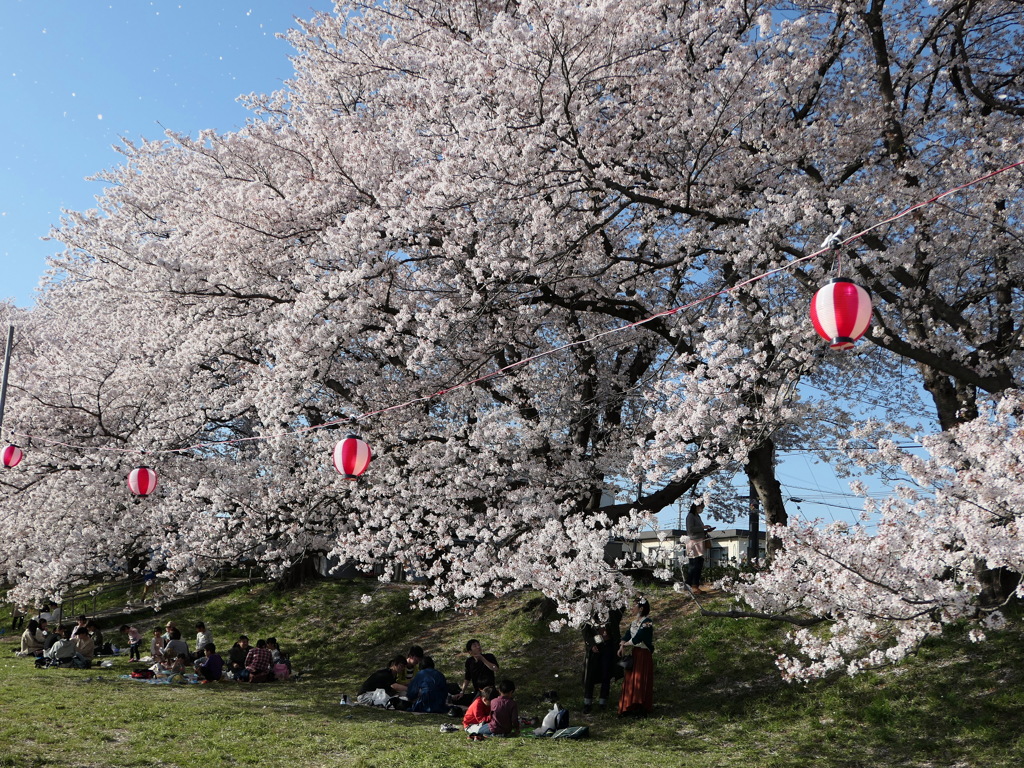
[42,620,62,653]
[228,635,250,676]
[162,628,190,661]
[43,626,78,665]
[195,643,224,683]
[458,639,499,705]
[463,686,496,735]
[150,626,165,662]
[243,638,274,683]
[74,626,95,660]
[170,653,190,675]
[266,637,290,669]
[88,621,110,655]
[357,655,409,705]
[403,645,424,683]
[161,621,177,642]
[472,679,520,739]
[194,622,213,660]
[406,655,448,713]
[19,619,46,657]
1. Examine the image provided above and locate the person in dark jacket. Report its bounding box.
[228,635,250,676]
[582,606,623,713]
[358,655,409,696]
[406,656,448,713]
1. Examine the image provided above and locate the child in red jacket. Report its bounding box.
[463,686,496,739]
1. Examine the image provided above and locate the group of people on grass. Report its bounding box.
[14,610,291,683]
[16,612,111,668]
[355,639,524,737]
[125,619,291,683]
[354,593,657,739]
[13,552,679,724]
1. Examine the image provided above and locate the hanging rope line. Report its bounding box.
[5,159,1023,457]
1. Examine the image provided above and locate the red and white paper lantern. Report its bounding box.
[810,278,873,350]
[2,445,24,468]
[333,434,372,479]
[127,466,159,496]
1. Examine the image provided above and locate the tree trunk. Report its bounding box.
[276,553,323,590]
[919,363,977,431]
[745,438,787,557]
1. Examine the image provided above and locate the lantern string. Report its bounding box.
[5,158,1023,458]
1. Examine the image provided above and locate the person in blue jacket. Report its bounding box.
[406,655,448,713]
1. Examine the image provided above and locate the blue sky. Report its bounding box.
[1,0,333,306]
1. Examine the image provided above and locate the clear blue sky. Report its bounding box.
[0,0,333,307]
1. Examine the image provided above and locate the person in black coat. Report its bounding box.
[582,606,623,713]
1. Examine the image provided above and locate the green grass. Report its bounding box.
[2,581,1024,767]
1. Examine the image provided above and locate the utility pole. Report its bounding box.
[737,484,761,564]
[747,479,760,564]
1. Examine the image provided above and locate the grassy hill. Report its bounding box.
[2,579,1023,768]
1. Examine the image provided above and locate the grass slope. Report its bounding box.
[2,580,1023,768]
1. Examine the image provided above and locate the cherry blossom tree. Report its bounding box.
[0,0,1021,675]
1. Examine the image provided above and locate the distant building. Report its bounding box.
[613,528,767,570]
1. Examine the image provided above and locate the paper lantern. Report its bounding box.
[810,278,873,350]
[333,435,372,479]
[127,466,159,496]
[2,445,23,468]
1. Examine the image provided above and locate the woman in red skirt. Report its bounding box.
[618,596,654,715]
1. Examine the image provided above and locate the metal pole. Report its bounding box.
[0,324,14,439]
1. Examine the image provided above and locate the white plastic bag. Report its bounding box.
[356,688,391,707]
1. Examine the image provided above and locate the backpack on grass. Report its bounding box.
[534,703,570,736]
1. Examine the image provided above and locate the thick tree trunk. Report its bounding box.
[977,566,1021,609]
[276,553,323,590]
[745,438,787,557]
[919,363,977,432]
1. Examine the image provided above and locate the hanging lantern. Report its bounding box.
[810,278,873,350]
[2,445,23,468]
[333,434,372,479]
[127,466,159,496]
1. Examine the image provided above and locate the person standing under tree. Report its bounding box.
[685,499,715,592]
[618,596,654,716]
[120,625,142,661]
[582,606,622,713]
